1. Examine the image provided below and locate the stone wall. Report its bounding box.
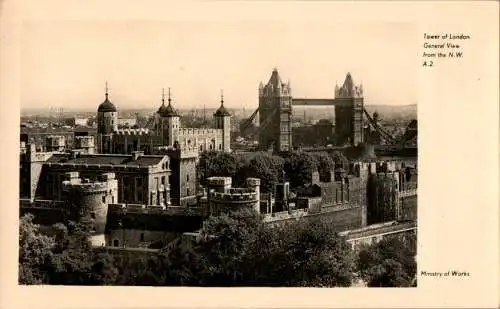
[399,195,417,221]
[105,228,180,249]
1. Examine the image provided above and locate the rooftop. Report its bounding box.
[46,153,167,167]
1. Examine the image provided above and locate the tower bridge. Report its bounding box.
[240,69,416,153]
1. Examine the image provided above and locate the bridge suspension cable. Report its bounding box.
[363,108,397,143]
[240,107,259,132]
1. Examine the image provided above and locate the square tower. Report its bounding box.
[258,69,293,152]
[334,73,364,146]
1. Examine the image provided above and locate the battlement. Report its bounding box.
[206,176,232,187]
[115,128,151,136]
[108,203,202,216]
[209,191,258,202]
[246,178,261,187]
[178,128,221,136]
[62,171,116,194]
[20,198,66,209]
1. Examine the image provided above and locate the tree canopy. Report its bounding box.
[356,233,417,287]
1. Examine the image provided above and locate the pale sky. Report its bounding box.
[20,17,417,111]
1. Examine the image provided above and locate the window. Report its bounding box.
[186,174,189,182]
[90,212,96,219]
[200,145,203,151]
[161,176,166,185]
[102,196,106,203]
[187,188,190,196]
[219,144,222,150]
[111,196,114,203]
[113,239,119,247]
[140,233,145,242]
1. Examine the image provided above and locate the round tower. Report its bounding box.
[213,90,231,152]
[246,178,261,213]
[156,88,180,147]
[62,172,118,247]
[97,82,118,153]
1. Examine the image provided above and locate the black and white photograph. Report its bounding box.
[17,17,418,287]
[3,2,499,308]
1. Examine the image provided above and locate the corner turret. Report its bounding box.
[213,90,231,152]
[97,82,118,153]
[156,88,180,147]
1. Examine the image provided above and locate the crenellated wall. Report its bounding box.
[206,177,261,216]
[62,172,118,246]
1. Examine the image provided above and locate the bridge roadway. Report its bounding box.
[291,98,336,106]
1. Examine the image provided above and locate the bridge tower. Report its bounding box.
[334,73,364,146]
[258,68,292,152]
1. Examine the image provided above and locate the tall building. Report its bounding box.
[96,82,118,153]
[334,73,364,146]
[258,69,293,152]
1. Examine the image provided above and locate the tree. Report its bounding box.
[248,217,355,287]
[236,152,285,192]
[198,151,239,185]
[357,233,417,287]
[311,152,335,181]
[282,151,318,188]
[19,214,55,284]
[48,221,118,285]
[192,209,355,287]
[330,150,349,169]
[195,209,261,286]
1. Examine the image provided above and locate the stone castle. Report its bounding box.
[97,87,231,155]
[19,71,417,251]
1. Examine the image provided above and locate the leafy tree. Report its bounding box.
[48,221,118,285]
[357,233,417,287]
[311,152,335,181]
[282,151,318,188]
[19,214,55,284]
[248,217,355,287]
[198,151,239,185]
[192,210,354,287]
[236,152,285,192]
[195,209,261,286]
[330,150,349,169]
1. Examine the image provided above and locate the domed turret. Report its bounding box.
[97,82,118,137]
[214,90,231,152]
[214,92,231,117]
[157,88,179,117]
[156,88,180,147]
[98,95,117,113]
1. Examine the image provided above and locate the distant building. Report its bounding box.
[117,118,137,128]
[74,117,89,127]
